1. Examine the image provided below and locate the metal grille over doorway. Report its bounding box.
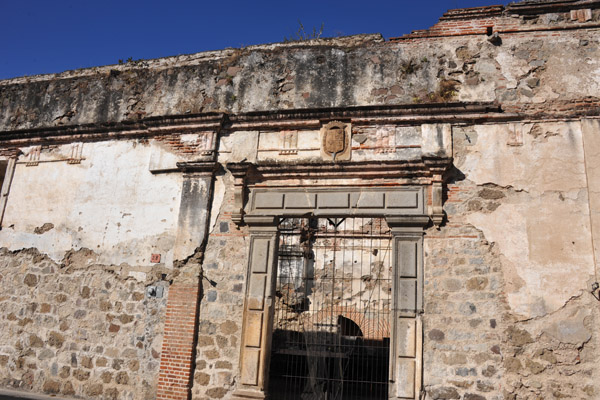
[269,217,392,400]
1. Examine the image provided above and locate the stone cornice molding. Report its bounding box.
[6,101,599,148]
[0,113,227,145]
[241,159,453,183]
[0,102,504,146]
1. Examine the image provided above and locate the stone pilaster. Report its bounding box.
[232,216,279,400]
[388,216,427,399]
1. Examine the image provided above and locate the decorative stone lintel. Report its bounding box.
[228,158,453,226]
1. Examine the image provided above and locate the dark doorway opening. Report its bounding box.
[269,217,391,400]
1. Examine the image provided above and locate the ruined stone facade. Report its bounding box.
[1,1,599,399]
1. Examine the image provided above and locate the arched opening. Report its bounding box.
[338,315,362,337]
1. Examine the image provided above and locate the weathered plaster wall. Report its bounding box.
[0,139,183,269]
[460,121,594,318]
[0,140,187,398]
[582,119,600,272]
[418,120,599,400]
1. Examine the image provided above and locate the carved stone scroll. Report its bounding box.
[227,163,252,225]
[431,179,444,227]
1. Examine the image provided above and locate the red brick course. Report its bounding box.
[389,4,600,42]
[156,283,201,400]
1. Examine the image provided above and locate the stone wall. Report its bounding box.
[0,247,167,399]
[191,173,248,400]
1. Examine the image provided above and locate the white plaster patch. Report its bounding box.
[128,271,148,281]
[467,195,594,318]
[542,307,592,345]
[148,139,183,172]
[180,133,199,144]
[422,124,451,158]
[495,50,529,89]
[459,122,587,194]
[0,140,183,267]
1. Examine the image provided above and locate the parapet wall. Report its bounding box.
[1,1,599,134]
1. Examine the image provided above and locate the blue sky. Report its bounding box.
[0,0,510,80]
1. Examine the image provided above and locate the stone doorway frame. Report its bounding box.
[232,187,429,400]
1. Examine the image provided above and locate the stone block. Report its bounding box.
[318,192,350,208]
[42,380,60,394]
[85,383,103,396]
[429,386,460,399]
[195,371,210,385]
[285,192,316,209]
[387,191,418,209]
[207,387,228,398]
[351,191,385,208]
[397,240,417,278]
[245,312,263,348]
[220,320,239,335]
[428,329,445,342]
[398,279,416,312]
[254,193,284,209]
[250,239,270,273]
[247,274,266,310]
[241,348,261,386]
[395,358,416,398]
[464,394,486,400]
[397,318,417,357]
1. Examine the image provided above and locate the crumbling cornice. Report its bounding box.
[0,102,503,146]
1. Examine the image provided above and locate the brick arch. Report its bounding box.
[337,307,390,341]
[310,306,391,340]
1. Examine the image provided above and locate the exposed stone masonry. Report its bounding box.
[0,248,167,399]
[191,176,248,400]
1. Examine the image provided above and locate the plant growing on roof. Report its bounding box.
[284,21,325,42]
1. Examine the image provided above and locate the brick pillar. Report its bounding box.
[156,282,201,400]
